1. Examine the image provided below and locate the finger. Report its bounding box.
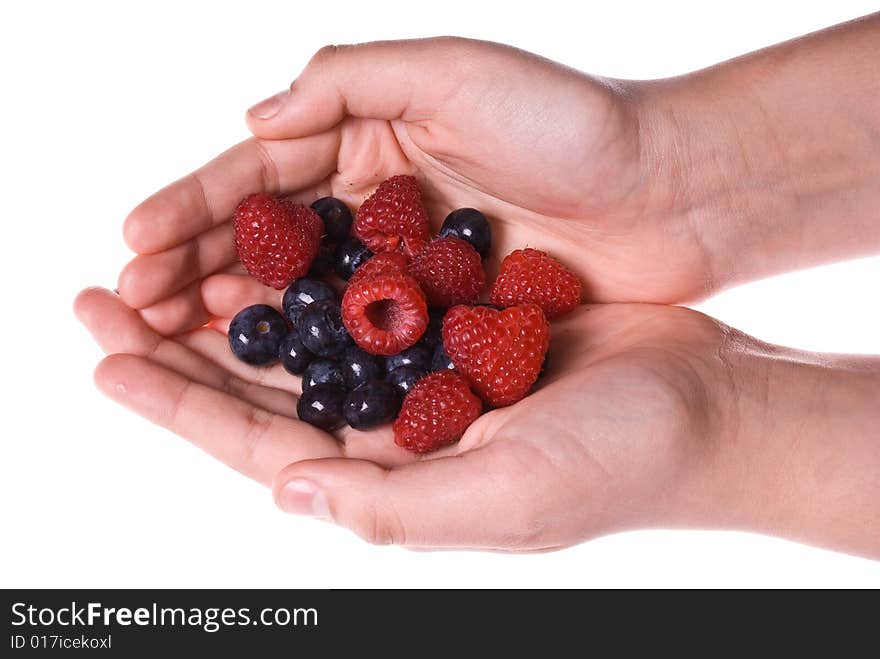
[200,273,284,319]
[118,222,235,310]
[139,279,212,336]
[271,442,550,548]
[246,38,470,139]
[176,326,300,393]
[74,287,296,416]
[124,133,339,254]
[95,354,342,485]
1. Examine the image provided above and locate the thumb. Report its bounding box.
[245,38,475,140]
[271,447,540,549]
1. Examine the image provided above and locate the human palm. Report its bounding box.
[77,37,725,550]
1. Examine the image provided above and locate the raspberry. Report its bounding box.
[408,236,486,307]
[489,248,582,319]
[341,273,428,356]
[393,371,482,453]
[354,175,430,255]
[233,194,322,289]
[442,303,550,407]
[347,251,409,289]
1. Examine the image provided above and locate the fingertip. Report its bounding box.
[73,286,109,323]
[93,353,137,399]
[116,259,144,309]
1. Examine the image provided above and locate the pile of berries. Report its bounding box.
[229,175,581,452]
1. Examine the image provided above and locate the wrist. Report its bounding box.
[633,17,880,297]
[705,340,880,557]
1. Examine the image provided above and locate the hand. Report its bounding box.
[116,38,716,344]
[76,285,743,550]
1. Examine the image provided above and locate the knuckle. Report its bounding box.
[355,504,407,547]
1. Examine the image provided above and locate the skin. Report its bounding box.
[76,15,880,557]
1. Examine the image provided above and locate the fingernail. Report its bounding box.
[278,479,331,519]
[248,90,288,119]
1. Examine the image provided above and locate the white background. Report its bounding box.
[1,0,878,588]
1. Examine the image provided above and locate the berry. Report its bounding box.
[393,371,482,453]
[308,245,334,278]
[408,236,485,307]
[489,248,582,319]
[233,193,322,289]
[418,307,447,349]
[442,303,550,407]
[343,381,401,430]
[227,304,288,366]
[282,278,337,325]
[297,384,346,430]
[278,328,315,375]
[295,299,352,358]
[341,345,384,390]
[334,238,374,280]
[431,343,455,372]
[354,175,430,255]
[387,365,427,395]
[302,359,346,393]
[384,344,433,374]
[310,197,353,243]
[347,251,409,289]
[440,208,492,258]
[341,273,428,356]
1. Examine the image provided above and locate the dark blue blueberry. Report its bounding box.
[418,307,447,349]
[296,299,352,357]
[343,381,401,430]
[385,344,433,374]
[227,304,288,366]
[334,238,373,280]
[440,208,492,258]
[307,245,334,278]
[282,278,337,325]
[310,197,353,244]
[341,345,384,390]
[297,384,346,431]
[302,359,346,393]
[431,343,455,372]
[278,328,315,375]
[387,365,427,396]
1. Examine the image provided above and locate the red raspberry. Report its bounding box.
[442,303,550,407]
[393,371,482,453]
[489,248,582,318]
[408,236,486,307]
[347,251,409,289]
[341,273,428,355]
[354,175,430,255]
[233,193,322,289]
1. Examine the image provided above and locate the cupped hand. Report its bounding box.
[76,285,742,551]
[117,38,709,343]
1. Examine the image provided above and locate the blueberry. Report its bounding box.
[387,365,427,395]
[385,344,433,374]
[418,307,447,349]
[310,197,353,244]
[334,238,373,280]
[431,343,455,372]
[278,328,315,375]
[296,299,352,357]
[228,304,288,366]
[282,278,337,325]
[308,245,334,278]
[343,381,401,430]
[440,208,492,258]
[341,345,383,390]
[298,384,346,431]
[302,359,346,393]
